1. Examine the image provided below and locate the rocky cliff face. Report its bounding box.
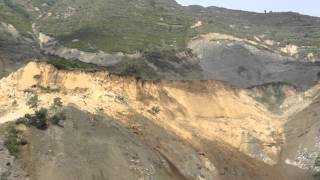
[0,62,319,179]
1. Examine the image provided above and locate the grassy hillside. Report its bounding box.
[2,0,318,56]
[0,0,32,37]
[0,0,319,59]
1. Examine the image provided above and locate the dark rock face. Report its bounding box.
[190,41,320,90]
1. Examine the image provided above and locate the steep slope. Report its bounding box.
[24,107,187,180]
[0,62,296,179]
[282,99,320,175]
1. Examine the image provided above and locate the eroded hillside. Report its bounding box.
[0,62,319,179]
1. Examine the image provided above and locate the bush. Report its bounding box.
[26,95,39,109]
[151,106,161,114]
[15,117,29,125]
[32,108,48,130]
[148,106,161,115]
[17,108,48,130]
[52,97,63,108]
[16,108,66,129]
[49,113,66,127]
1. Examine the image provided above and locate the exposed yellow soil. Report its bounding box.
[0,62,284,165]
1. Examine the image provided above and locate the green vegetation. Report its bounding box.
[37,85,60,93]
[315,156,320,167]
[4,103,66,157]
[252,83,288,113]
[1,0,319,58]
[52,97,63,109]
[17,108,48,130]
[49,112,66,127]
[115,95,128,105]
[46,56,106,72]
[3,0,30,19]
[106,57,158,79]
[23,88,34,94]
[18,97,66,129]
[106,47,200,79]
[0,0,32,37]
[16,106,66,129]
[29,108,48,130]
[149,106,161,115]
[3,124,26,157]
[26,95,39,109]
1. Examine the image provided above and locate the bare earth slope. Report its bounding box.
[1,62,319,179]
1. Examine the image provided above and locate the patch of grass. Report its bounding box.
[37,85,60,93]
[2,0,320,58]
[4,124,22,158]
